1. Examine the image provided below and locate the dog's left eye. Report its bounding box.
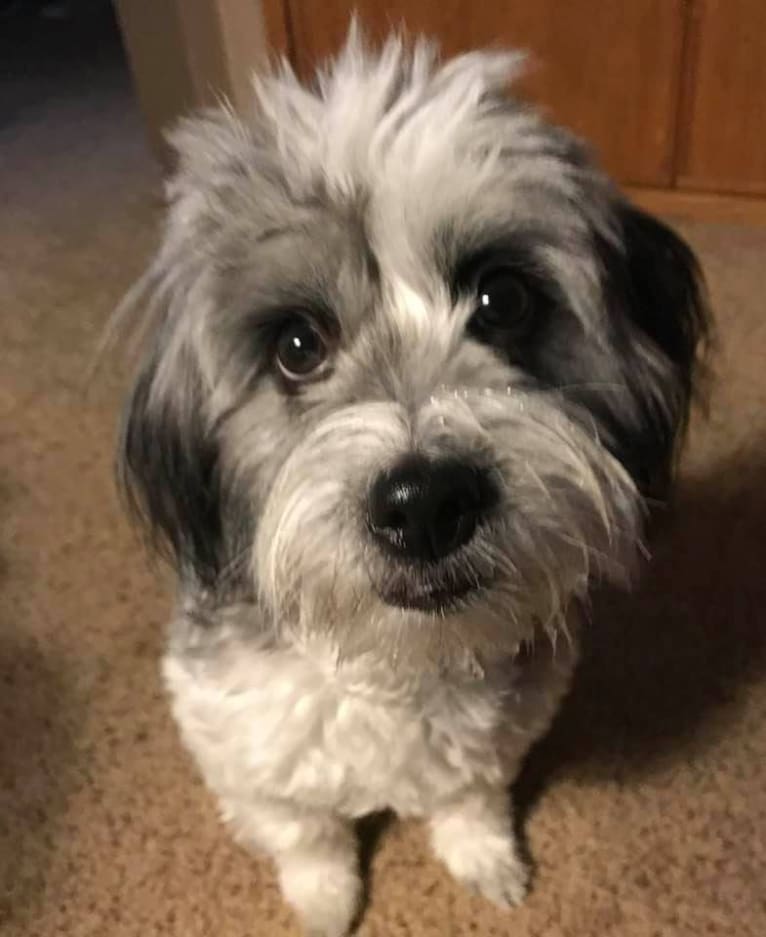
[275,315,329,383]
[468,267,536,342]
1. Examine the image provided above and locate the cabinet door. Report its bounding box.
[286,0,686,186]
[678,0,766,195]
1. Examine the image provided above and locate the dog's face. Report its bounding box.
[119,36,706,665]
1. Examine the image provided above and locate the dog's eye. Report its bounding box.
[468,267,535,341]
[275,315,329,383]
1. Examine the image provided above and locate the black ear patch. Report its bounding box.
[616,205,708,401]
[598,204,710,493]
[118,355,248,592]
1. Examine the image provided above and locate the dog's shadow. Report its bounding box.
[0,477,83,928]
[515,448,766,817]
[0,616,83,928]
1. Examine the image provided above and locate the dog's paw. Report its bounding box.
[278,851,362,937]
[454,843,529,908]
[430,808,529,910]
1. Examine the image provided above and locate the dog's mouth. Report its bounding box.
[376,573,490,614]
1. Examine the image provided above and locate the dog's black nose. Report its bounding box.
[368,457,496,562]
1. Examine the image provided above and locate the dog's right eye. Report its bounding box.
[465,264,550,353]
[470,267,535,338]
[274,315,329,384]
[453,249,551,354]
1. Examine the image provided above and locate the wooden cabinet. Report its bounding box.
[287,0,687,187]
[678,0,766,195]
[116,0,766,221]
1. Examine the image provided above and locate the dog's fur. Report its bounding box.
[117,30,707,937]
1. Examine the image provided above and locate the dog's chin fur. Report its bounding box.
[251,389,640,673]
[115,26,708,937]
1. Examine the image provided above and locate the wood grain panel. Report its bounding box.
[262,0,292,57]
[627,187,766,226]
[678,0,766,195]
[285,0,686,186]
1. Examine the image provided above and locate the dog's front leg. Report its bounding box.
[226,797,361,937]
[428,785,528,908]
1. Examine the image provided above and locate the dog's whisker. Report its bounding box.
[543,381,632,395]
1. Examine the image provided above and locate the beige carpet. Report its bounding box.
[1,10,765,937]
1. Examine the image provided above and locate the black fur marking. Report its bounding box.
[598,204,709,493]
[449,208,708,497]
[118,356,250,593]
[615,205,707,398]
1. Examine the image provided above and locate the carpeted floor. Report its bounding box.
[1,9,765,937]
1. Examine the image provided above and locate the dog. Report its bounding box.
[116,29,708,937]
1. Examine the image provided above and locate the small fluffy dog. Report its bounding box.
[117,31,707,937]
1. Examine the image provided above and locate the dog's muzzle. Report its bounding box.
[367,456,498,612]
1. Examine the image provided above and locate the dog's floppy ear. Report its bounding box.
[115,113,257,593]
[617,204,708,400]
[118,352,234,591]
[601,204,710,493]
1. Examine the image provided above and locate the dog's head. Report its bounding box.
[118,34,707,666]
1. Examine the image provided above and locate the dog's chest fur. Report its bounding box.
[164,618,576,818]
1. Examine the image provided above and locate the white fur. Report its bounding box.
[164,614,577,934]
